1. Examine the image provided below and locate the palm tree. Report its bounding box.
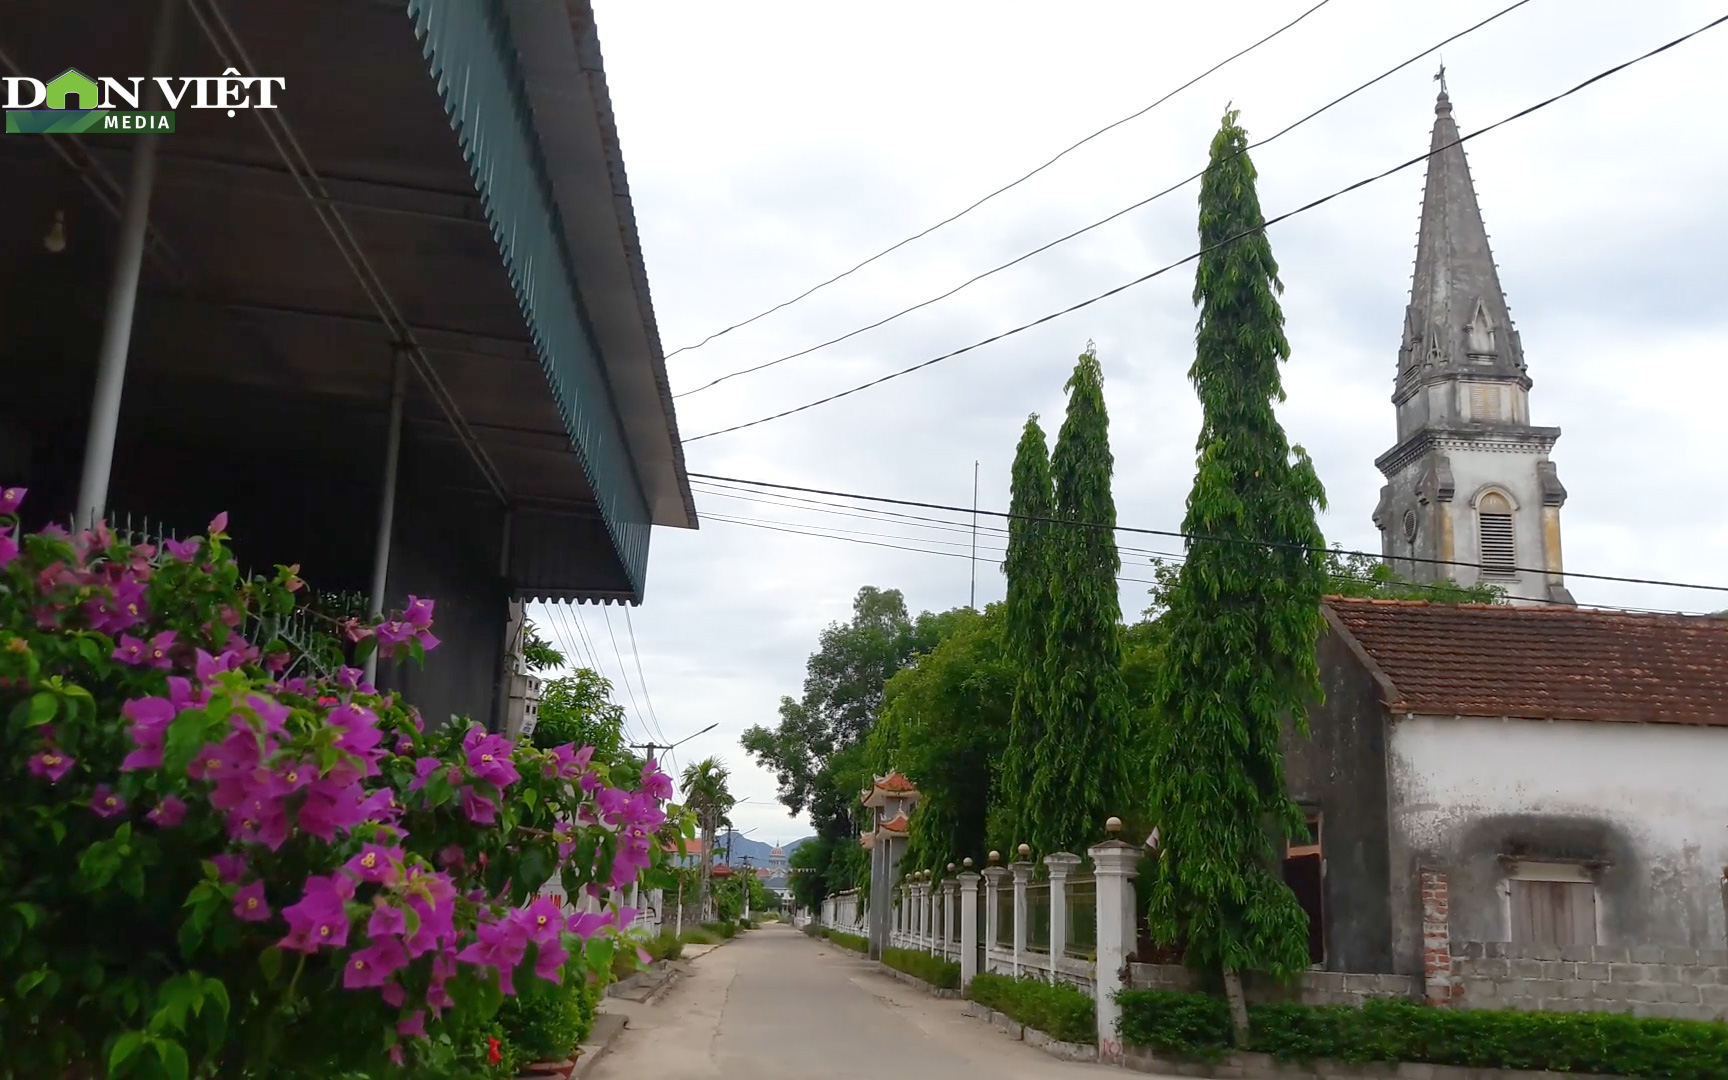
[681,757,735,923]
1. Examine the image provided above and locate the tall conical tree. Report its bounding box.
[1023,347,1129,857]
[1147,110,1329,1041]
[995,415,1054,848]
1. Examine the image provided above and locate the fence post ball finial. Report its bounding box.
[1017,843,1031,859]
[1106,816,1123,834]
[963,857,974,868]
[988,850,1000,864]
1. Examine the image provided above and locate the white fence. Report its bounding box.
[811,840,1143,1055]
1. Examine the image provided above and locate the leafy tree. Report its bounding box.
[680,757,735,923]
[994,417,1056,851]
[531,669,629,765]
[869,605,1012,870]
[742,587,946,894]
[1147,109,1326,1042]
[1322,550,1504,603]
[1021,346,1132,858]
[521,620,565,672]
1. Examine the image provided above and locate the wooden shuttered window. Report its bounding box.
[1477,492,1516,576]
[1510,880,1596,946]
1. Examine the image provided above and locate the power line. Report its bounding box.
[663,0,1337,361]
[549,601,646,745]
[674,0,1536,398]
[690,472,1728,598]
[683,14,1726,443]
[622,606,669,745]
[699,508,1666,612]
[599,605,654,743]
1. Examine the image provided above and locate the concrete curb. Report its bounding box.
[957,1000,1099,1063]
[1116,1047,1633,1080]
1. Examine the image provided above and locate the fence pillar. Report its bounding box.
[1089,834,1140,1060]
[983,864,1010,972]
[924,880,936,952]
[959,870,980,988]
[912,882,924,944]
[1010,854,1033,977]
[1045,852,1081,980]
[943,880,958,960]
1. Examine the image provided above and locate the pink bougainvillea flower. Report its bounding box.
[0,528,17,570]
[233,880,271,922]
[566,911,609,940]
[520,897,563,946]
[208,511,228,534]
[435,844,465,870]
[194,647,243,683]
[328,703,383,762]
[457,917,529,996]
[403,595,435,629]
[381,979,406,1008]
[243,693,292,735]
[461,726,519,789]
[296,780,369,843]
[90,784,126,819]
[111,634,148,666]
[27,747,74,783]
[278,874,355,953]
[397,1010,426,1039]
[0,486,26,515]
[367,902,408,940]
[162,536,200,561]
[408,757,442,792]
[342,935,409,989]
[534,940,568,983]
[459,786,497,826]
[119,696,177,772]
[344,843,404,885]
[211,852,248,883]
[147,795,187,828]
[641,759,675,802]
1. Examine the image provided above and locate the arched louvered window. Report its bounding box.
[1477,491,1516,577]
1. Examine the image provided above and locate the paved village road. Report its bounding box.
[592,921,1169,1079]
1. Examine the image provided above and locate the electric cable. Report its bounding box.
[689,472,1728,598]
[674,0,1537,398]
[623,606,671,746]
[683,14,1726,442]
[664,0,1338,360]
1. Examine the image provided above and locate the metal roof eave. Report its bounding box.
[502,0,697,532]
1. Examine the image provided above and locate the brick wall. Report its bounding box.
[1449,941,1728,1021]
[1128,963,1418,1007]
[1421,867,1453,1005]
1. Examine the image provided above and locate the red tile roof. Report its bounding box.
[1323,597,1728,726]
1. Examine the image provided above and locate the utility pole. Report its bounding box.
[970,460,979,610]
[740,855,754,921]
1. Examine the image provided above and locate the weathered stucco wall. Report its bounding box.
[1284,628,1395,972]
[1387,715,1728,974]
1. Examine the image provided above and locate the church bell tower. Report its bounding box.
[1372,83,1573,605]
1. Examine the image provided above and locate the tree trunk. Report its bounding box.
[1222,968,1250,1046]
[698,815,715,923]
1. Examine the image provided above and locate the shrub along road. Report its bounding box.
[591,921,1163,1078]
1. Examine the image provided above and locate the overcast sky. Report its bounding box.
[531,0,1728,844]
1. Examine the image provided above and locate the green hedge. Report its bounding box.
[882,947,960,990]
[968,973,1095,1045]
[1115,992,1728,1080]
[702,920,738,939]
[497,975,603,1063]
[818,927,869,954]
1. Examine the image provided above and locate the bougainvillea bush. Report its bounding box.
[0,493,679,1079]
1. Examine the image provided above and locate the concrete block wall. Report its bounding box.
[1449,941,1728,1021]
[1128,963,1419,1007]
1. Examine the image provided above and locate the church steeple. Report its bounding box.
[1373,85,1572,606]
[1396,87,1527,423]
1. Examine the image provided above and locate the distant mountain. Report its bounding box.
[714,832,815,867]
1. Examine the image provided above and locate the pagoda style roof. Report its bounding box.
[861,770,921,808]
[876,810,912,836]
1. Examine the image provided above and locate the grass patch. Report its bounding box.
[701,920,738,939]
[1115,991,1728,1080]
[968,972,1095,1045]
[679,927,721,946]
[881,947,960,990]
[813,926,868,953]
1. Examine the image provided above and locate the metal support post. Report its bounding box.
[363,352,408,686]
